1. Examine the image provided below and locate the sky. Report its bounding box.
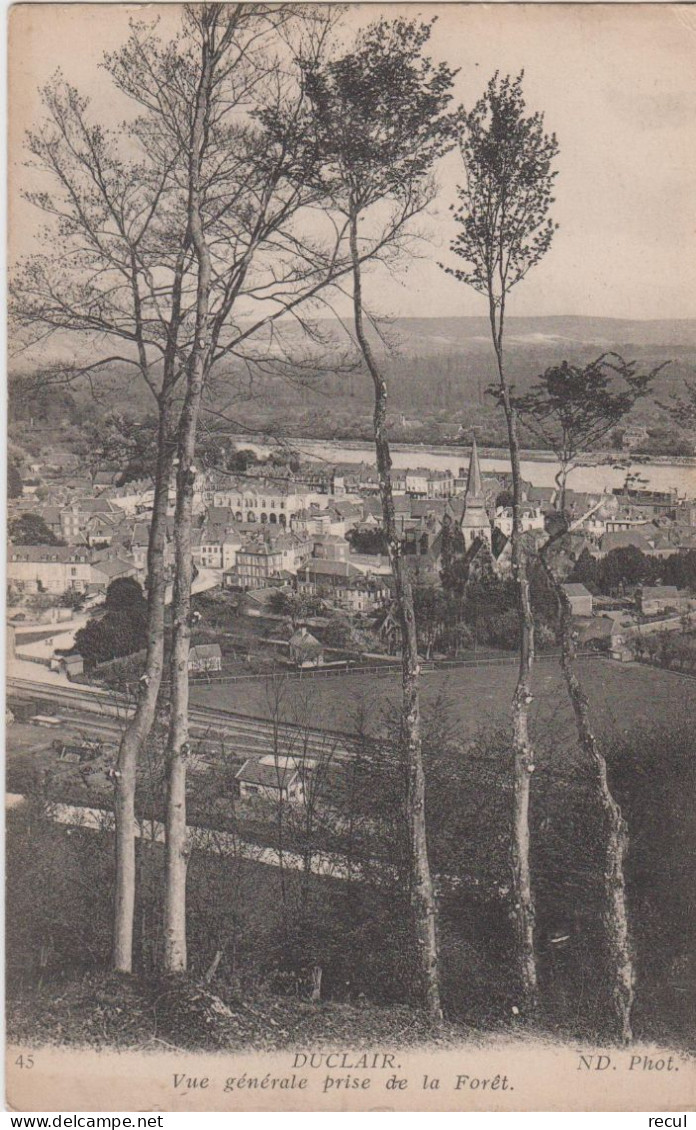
[8,2,696,322]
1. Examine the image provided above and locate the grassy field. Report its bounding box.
[190,657,696,742]
[7,656,695,1049]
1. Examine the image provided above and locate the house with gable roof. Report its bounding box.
[235,755,307,804]
[288,626,324,668]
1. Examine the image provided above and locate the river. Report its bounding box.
[232,436,696,498]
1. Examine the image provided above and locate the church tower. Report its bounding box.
[460,435,491,549]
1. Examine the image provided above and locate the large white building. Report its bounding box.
[8,546,94,593]
[493,504,545,538]
[211,478,318,526]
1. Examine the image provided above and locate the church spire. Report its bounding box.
[466,434,483,501]
[460,432,491,547]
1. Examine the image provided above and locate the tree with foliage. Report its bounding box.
[509,354,659,511]
[347,527,389,556]
[227,448,260,474]
[8,461,23,499]
[104,577,148,615]
[75,590,147,669]
[567,547,600,591]
[445,71,559,1010]
[439,514,469,606]
[568,545,662,598]
[659,378,696,430]
[269,589,324,626]
[302,17,462,1016]
[86,413,162,487]
[412,582,447,659]
[321,613,356,650]
[599,546,655,596]
[663,549,696,592]
[9,512,64,546]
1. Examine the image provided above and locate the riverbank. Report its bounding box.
[228,435,696,496]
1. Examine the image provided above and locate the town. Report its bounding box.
[8,435,696,698]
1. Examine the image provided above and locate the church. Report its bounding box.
[459,436,492,550]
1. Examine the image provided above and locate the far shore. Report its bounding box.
[228,433,696,469]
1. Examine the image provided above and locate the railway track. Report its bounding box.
[7,675,361,763]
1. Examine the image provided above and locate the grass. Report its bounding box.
[189,657,696,740]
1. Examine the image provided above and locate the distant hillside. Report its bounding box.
[383,315,696,353]
[9,316,696,454]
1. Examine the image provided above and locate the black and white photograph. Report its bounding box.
[5,1,696,1113]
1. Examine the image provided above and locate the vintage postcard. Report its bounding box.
[6,1,695,1113]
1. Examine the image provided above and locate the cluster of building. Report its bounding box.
[6,442,489,611]
[8,439,696,628]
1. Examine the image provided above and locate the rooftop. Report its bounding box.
[600,530,653,552]
[561,583,593,597]
[235,757,300,789]
[8,545,91,563]
[189,643,222,660]
[298,559,360,578]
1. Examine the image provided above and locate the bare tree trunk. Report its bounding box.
[112,402,174,973]
[204,948,223,985]
[554,465,569,513]
[349,213,441,1019]
[490,302,538,1012]
[162,454,195,973]
[162,40,214,976]
[556,585,634,1043]
[310,964,322,1002]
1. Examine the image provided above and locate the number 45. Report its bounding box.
[15,1055,34,1069]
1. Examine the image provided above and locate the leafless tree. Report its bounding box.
[13,3,429,974]
[11,57,193,971]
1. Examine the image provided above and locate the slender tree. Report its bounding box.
[445,72,559,1011]
[106,4,444,973]
[104,2,327,973]
[11,64,193,971]
[537,492,639,1043]
[298,17,462,1016]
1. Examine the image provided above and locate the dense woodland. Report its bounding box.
[10,319,696,455]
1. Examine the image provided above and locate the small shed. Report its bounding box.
[188,643,222,673]
[235,755,306,804]
[576,615,622,650]
[288,626,324,668]
[52,652,85,680]
[561,583,593,617]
